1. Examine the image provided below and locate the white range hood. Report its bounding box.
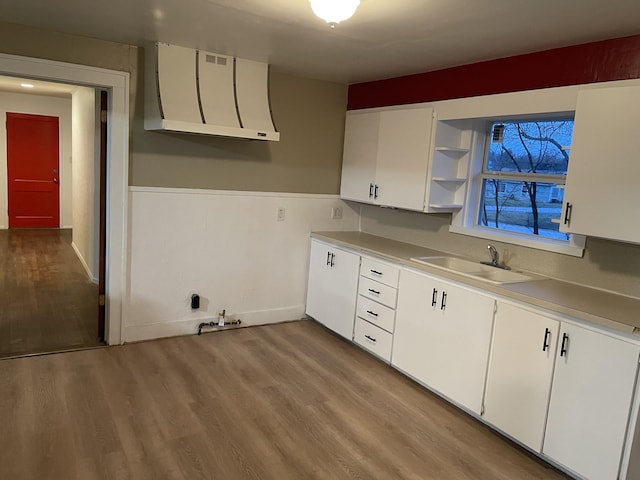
[144,43,280,141]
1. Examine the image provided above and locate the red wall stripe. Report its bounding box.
[347,35,640,110]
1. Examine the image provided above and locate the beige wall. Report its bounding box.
[0,22,347,194]
[359,205,640,298]
[130,62,347,192]
[71,86,99,281]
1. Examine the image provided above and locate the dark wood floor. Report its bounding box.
[0,228,101,358]
[0,320,571,479]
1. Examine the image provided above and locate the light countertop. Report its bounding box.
[312,231,640,336]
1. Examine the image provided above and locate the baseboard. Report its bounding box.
[71,241,98,284]
[122,305,305,343]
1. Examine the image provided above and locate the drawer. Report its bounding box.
[361,256,400,288]
[357,295,395,333]
[359,276,397,308]
[354,317,393,362]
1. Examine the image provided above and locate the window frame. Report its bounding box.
[450,118,586,257]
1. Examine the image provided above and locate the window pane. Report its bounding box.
[477,179,569,241]
[486,120,573,175]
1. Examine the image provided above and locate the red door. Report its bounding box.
[6,113,60,228]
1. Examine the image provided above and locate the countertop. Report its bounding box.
[312,231,640,336]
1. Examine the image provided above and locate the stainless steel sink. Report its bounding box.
[410,256,538,284]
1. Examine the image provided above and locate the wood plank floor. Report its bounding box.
[0,229,102,358]
[0,320,571,479]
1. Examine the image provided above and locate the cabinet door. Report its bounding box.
[483,303,559,451]
[306,240,360,340]
[561,85,640,243]
[340,111,379,203]
[375,108,433,211]
[543,323,640,480]
[392,269,438,384]
[425,278,495,414]
[393,269,494,414]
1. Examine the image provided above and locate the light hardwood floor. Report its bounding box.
[0,320,571,479]
[0,229,102,358]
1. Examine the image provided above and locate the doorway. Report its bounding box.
[0,52,130,347]
[0,83,107,358]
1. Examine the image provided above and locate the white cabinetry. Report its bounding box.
[483,302,559,451]
[392,268,495,414]
[353,256,399,362]
[543,322,640,480]
[560,85,640,244]
[425,119,473,212]
[306,239,360,340]
[341,107,435,211]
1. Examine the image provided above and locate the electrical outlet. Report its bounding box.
[277,207,286,221]
[331,206,343,219]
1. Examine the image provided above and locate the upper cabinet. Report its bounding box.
[341,107,435,211]
[560,85,640,244]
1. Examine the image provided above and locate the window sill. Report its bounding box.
[449,224,585,257]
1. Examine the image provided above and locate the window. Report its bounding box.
[450,117,585,257]
[477,120,573,241]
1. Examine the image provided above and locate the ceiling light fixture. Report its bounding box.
[309,0,360,27]
[20,83,35,88]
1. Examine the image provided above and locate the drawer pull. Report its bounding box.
[326,251,331,266]
[364,334,377,343]
[366,310,378,317]
[368,288,380,295]
[370,269,383,275]
[440,291,447,310]
[431,288,438,307]
[369,183,374,198]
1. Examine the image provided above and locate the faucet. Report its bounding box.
[482,244,510,270]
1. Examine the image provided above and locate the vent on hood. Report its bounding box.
[144,43,279,141]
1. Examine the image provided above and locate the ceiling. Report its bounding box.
[0,76,76,97]
[2,0,640,84]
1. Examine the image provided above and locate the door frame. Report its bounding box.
[0,53,129,345]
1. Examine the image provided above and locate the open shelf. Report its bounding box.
[435,146,469,153]
[432,177,466,183]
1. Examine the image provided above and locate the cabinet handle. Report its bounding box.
[326,251,331,266]
[440,291,447,310]
[374,184,379,199]
[368,288,380,295]
[431,288,438,307]
[369,183,374,198]
[364,334,377,343]
[370,269,383,276]
[542,328,551,352]
[366,310,378,317]
[330,253,335,267]
[560,332,569,357]
[563,202,572,225]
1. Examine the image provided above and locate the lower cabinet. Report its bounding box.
[483,302,560,451]
[392,268,495,414]
[305,238,640,480]
[306,239,360,340]
[542,322,640,480]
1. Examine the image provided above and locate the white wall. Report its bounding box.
[0,91,72,228]
[71,87,99,281]
[124,187,360,342]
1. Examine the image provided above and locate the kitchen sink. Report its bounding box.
[410,256,538,284]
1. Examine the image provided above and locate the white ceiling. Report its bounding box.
[2,0,640,84]
[0,76,76,97]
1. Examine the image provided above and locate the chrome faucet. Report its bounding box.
[482,244,510,270]
[487,244,499,266]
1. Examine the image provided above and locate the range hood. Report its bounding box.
[144,43,279,141]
